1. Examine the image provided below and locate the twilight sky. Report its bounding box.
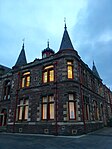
[0,0,112,90]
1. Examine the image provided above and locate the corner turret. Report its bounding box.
[42,41,55,58]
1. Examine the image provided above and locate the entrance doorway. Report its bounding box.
[0,109,7,126]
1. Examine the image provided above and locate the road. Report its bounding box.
[0,127,112,149]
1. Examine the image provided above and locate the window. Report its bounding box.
[43,65,54,83]
[67,61,73,79]
[21,72,30,88]
[84,96,90,121]
[108,106,111,118]
[42,95,54,120]
[93,100,99,120]
[85,104,90,120]
[43,53,47,58]
[17,99,29,121]
[100,104,103,121]
[68,94,76,120]
[3,80,11,100]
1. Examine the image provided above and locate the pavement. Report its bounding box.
[88,127,112,137]
[0,127,112,149]
[1,126,112,138]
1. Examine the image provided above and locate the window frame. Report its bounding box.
[3,80,11,100]
[84,96,90,121]
[67,61,73,79]
[42,65,54,83]
[21,72,30,88]
[84,103,90,121]
[41,95,54,120]
[68,94,76,120]
[17,98,29,121]
[93,100,99,120]
[100,103,103,121]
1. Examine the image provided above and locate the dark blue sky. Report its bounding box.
[0,0,112,90]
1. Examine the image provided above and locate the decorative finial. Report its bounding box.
[64,17,67,30]
[22,38,25,49]
[93,60,95,66]
[47,39,49,48]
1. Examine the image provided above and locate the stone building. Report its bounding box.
[0,25,112,135]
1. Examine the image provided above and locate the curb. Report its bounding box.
[0,132,86,139]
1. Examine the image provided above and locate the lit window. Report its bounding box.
[68,94,76,120]
[43,65,54,83]
[21,72,30,88]
[49,96,55,119]
[43,72,47,83]
[42,95,54,120]
[42,97,47,119]
[67,61,73,79]
[3,80,11,100]
[49,70,54,82]
[17,99,29,121]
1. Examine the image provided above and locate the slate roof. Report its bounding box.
[0,64,11,74]
[59,25,74,50]
[92,61,101,79]
[14,43,27,67]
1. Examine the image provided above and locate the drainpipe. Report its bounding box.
[103,86,107,126]
[79,62,86,133]
[54,61,58,135]
[108,89,112,114]
[13,72,20,132]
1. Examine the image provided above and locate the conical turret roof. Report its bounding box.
[14,43,27,68]
[59,25,74,50]
[92,61,100,79]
